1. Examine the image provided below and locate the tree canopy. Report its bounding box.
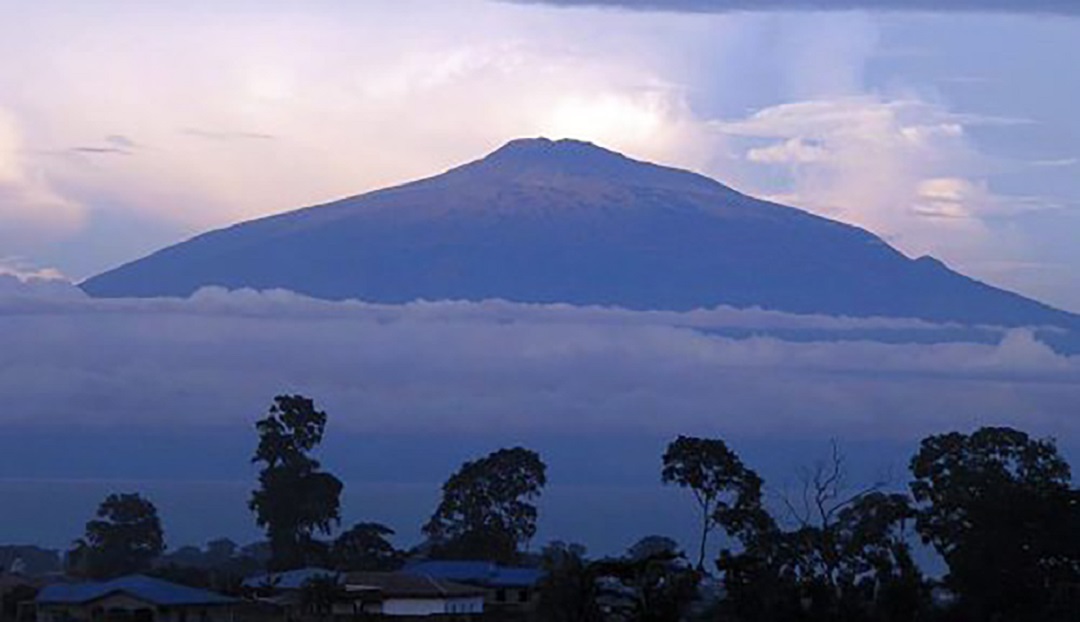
[70,493,165,579]
[250,394,344,570]
[423,446,547,563]
[662,435,764,570]
[910,426,1080,621]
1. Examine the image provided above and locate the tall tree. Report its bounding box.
[71,493,165,579]
[910,426,1079,621]
[423,447,547,563]
[662,435,764,570]
[250,394,344,570]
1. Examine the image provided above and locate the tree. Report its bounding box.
[71,493,165,579]
[910,426,1079,621]
[250,394,344,570]
[332,522,402,571]
[535,542,603,622]
[715,442,927,622]
[423,447,547,563]
[591,538,700,622]
[662,435,765,570]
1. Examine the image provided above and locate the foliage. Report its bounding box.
[715,443,927,622]
[536,542,603,622]
[69,493,165,579]
[910,426,1080,621]
[423,446,547,563]
[250,394,344,570]
[591,540,700,622]
[331,522,402,571]
[663,435,765,571]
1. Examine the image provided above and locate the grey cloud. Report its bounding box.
[1,278,1078,443]
[509,0,1080,14]
[69,146,131,156]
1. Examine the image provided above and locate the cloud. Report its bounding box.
[509,0,1080,14]
[0,109,85,248]
[713,97,1053,265]
[1,280,1077,443]
[0,1,723,249]
[0,258,67,281]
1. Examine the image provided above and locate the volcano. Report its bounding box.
[82,137,1077,329]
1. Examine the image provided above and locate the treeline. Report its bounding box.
[59,394,1080,621]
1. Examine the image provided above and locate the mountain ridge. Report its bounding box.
[81,138,1077,331]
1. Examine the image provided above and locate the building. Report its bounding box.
[342,572,484,619]
[1,573,44,622]
[401,562,543,616]
[35,576,237,622]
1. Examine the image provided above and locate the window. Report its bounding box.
[496,589,506,602]
[518,589,529,603]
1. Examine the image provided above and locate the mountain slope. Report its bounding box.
[82,138,1077,328]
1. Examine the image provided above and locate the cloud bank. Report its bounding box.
[2,278,1077,443]
[512,0,1080,14]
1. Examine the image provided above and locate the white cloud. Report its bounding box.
[0,109,85,248]
[714,97,1045,265]
[1,281,1076,442]
[0,2,720,239]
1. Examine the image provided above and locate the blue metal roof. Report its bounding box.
[241,567,340,590]
[404,561,543,588]
[37,575,236,606]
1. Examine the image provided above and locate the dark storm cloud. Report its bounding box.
[509,0,1080,14]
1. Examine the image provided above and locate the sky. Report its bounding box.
[0,0,1079,310]
[2,0,1080,554]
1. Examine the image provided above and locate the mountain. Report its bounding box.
[82,137,1078,329]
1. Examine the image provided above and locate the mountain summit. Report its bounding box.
[82,138,1076,328]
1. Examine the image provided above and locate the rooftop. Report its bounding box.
[344,572,484,599]
[36,575,236,607]
[403,561,544,588]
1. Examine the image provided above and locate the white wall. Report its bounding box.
[380,596,484,617]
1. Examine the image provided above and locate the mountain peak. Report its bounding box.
[461,136,725,195]
[479,137,633,171]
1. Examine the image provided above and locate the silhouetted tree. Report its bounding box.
[70,493,165,579]
[423,446,546,563]
[250,395,343,570]
[536,542,603,622]
[332,522,402,571]
[716,443,927,622]
[662,435,764,570]
[591,538,700,622]
[910,426,1080,621]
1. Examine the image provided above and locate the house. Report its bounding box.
[238,568,344,622]
[342,572,484,619]
[35,575,237,622]
[401,562,543,616]
[1,573,44,622]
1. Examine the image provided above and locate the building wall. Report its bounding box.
[380,596,482,617]
[37,595,232,622]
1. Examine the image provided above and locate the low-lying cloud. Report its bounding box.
[2,277,1077,443]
